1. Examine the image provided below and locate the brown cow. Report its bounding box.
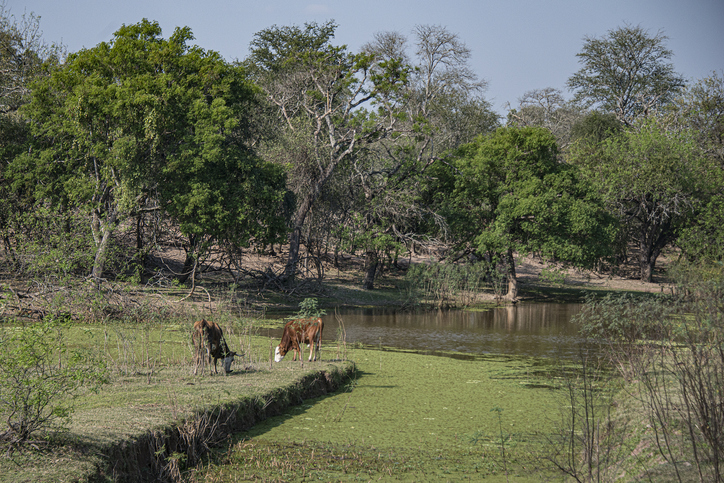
[192,319,238,375]
[274,317,324,362]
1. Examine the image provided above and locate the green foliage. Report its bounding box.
[0,317,109,451]
[571,117,709,281]
[443,126,615,271]
[7,205,95,280]
[574,292,674,342]
[570,111,623,144]
[673,72,724,164]
[293,298,326,319]
[10,19,287,279]
[405,261,504,306]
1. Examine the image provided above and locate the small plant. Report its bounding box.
[491,406,510,483]
[0,317,109,452]
[293,298,326,319]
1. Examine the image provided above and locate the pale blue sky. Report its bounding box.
[6,0,724,115]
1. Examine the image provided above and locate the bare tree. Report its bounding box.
[567,24,686,126]
[346,25,497,289]
[507,87,583,150]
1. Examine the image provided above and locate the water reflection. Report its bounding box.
[321,303,591,359]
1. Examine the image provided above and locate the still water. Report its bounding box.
[320,303,588,360]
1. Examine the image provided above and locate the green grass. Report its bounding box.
[0,317,355,483]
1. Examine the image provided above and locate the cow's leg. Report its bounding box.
[308,337,315,361]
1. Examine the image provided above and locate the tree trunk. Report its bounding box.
[283,192,315,283]
[178,235,198,284]
[505,249,518,301]
[638,220,671,283]
[90,209,117,280]
[135,212,147,277]
[91,227,112,280]
[362,250,379,290]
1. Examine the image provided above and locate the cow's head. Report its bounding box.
[223,351,237,373]
[274,345,286,362]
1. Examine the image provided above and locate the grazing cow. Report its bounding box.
[192,319,238,375]
[275,317,324,362]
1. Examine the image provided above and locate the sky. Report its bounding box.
[5,0,724,115]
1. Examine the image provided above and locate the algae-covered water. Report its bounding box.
[195,348,566,481]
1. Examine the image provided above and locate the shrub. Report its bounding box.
[405,261,504,307]
[0,317,108,452]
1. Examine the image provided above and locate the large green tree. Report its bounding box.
[567,24,686,126]
[670,74,724,263]
[10,20,285,281]
[0,4,63,262]
[570,117,707,281]
[438,126,615,299]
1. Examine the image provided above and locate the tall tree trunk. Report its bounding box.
[505,248,518,301]
[363,249,378,290]
[283,214,306,282]
[282,159,338,282]
[135,212,147,277]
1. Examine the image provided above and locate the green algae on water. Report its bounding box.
[198,348,564,481]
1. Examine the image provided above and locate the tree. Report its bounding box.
[0,317,108,451]
[570,111,624,145]
[0,3,63,263]
[506,87,583,150]
[244,21,408,284]
[570,117,706,281]
[672,72,724,165]
[671,73,724,262]
[567,24,686,126]
[444,126,615,299]
[342,26,498,290]
[0,2,63,115]
[10,20,286,281]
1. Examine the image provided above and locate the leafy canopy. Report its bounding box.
[11,19,287,259]
[446,126,615,268]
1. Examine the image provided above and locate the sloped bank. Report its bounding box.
[91,362,355,483]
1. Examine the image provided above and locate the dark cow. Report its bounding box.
[275,317,324,362]
[192,319,238,375]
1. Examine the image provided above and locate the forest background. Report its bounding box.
[2,4,722,300]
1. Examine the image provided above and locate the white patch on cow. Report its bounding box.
[274,346,283,362]
[223,353,234,373]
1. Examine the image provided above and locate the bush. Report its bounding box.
[405,261,504,307]
[0,317,108,452]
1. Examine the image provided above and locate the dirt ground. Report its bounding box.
[184,243,676,302]
[512,252,674,294]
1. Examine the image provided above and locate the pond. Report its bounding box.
[201,303,591,481]
[319,302,590,360]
